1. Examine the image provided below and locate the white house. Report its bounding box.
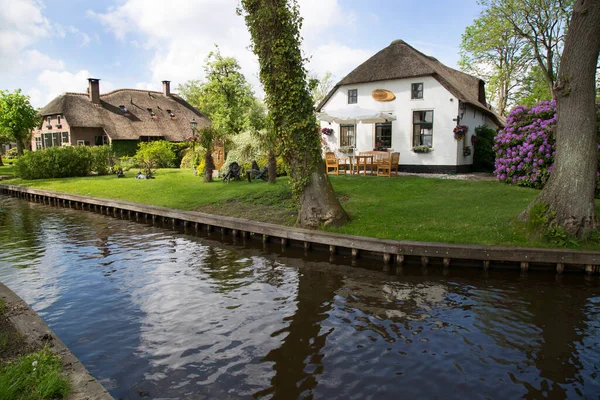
[317,40,504,173]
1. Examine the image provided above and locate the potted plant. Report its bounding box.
[453,125,469,141]
[338,146,355,155]
[413,145,431,153]
[321,127,334,136]
[463,146,472,156]
[373,141,387,151]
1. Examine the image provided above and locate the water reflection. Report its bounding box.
[1,196,599,399]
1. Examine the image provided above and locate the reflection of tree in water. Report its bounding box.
[0,199,45,266]
[518,280,594,399]
[254,267,344,399]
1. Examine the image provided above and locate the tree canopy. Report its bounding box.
[460,0,574,114]
[0,89,38,155]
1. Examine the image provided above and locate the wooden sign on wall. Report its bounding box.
[371,89,396,102]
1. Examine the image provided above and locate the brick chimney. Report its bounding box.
[88,78,101,104]
[162,80,171,97]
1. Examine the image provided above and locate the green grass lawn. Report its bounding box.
[7,168,597,249]
[0,158,15,177]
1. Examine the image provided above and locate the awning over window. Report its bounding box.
[317,107,396,124]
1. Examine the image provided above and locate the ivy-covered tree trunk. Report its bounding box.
[521,0,600,237]
[15,139,24,156]
[240,0,348,228]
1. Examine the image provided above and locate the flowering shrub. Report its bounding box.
[453,125,469,141]
[494,100,557,188]
[321,127,334,136]
[494,100,600,192]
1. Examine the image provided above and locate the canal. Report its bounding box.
[1,195,599,399]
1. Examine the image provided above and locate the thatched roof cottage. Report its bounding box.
[32,79,210,156]
[318,40,504,173]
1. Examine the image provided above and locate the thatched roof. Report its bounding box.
[40,88,210,141]
[318,40,504,127]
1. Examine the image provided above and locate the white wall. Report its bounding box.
[458,105,500,165]
[320,76,462,166]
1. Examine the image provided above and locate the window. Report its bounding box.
[94,135,108,146]
[411,83,423,100]
[167,109,175,118]
[46,116,52,127]
[77,140,86,146]
[57,115,61,126]
[61,132,69,144]
[375,122,392,148]
[52,132,61,147]
[348,89,358,104]
[43,133,52,148]
[35,137,42,150]
[147,108,156,118]
[340,125,356,147]
[413,110,434,147]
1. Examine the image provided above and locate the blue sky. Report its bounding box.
[0,0,484,108]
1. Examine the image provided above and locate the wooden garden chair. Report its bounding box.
[377,152,400,177]
[325,152,347,175]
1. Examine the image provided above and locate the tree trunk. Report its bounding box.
[298,161,348,228]
[268,150,276,183]
[521,0,600,237]
[15,139,24,156]
[204,152,215,183]
[0,153,4,166]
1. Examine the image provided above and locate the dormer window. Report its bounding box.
[119,105,128,113]
[167,109,175,118]
[147,108,156,119]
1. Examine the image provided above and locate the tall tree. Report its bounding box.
[308,71,334,107]
[521,0,600,237]
[238,0,348,228]
[0,89,38,156]
[178,47,255,182]
[459,12,528,115]
[485,0,574,99]
[513,65,553,106]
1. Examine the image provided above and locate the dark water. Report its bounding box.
[1,196,600,399]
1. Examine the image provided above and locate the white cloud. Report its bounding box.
[28,69,115,107]
[88,0,368,95]
[21,50,65,72]
[0,0,52,73]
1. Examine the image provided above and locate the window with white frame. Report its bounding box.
[61,132,69,145]
[35,137,42,150]
[413,110,434,147]
[375,122,392,148]
[340,125,356,147]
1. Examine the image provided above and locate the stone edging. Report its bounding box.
[0,282,113,400]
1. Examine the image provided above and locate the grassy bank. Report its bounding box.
[8,168,568,248]
[0,299,69,400]
[0,158,15,177]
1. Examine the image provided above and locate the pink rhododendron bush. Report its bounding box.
[494,100,600,194]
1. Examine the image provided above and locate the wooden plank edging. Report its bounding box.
[2,184,599,271]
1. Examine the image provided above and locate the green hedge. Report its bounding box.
[472,125,496,172]
[111,140,139,157]
[14,146,116,180]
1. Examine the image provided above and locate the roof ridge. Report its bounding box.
[101,88,170,96]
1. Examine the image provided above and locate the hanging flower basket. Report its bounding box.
[453,125,469,141]
[321,127,334,136]
[463,146,472,156]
